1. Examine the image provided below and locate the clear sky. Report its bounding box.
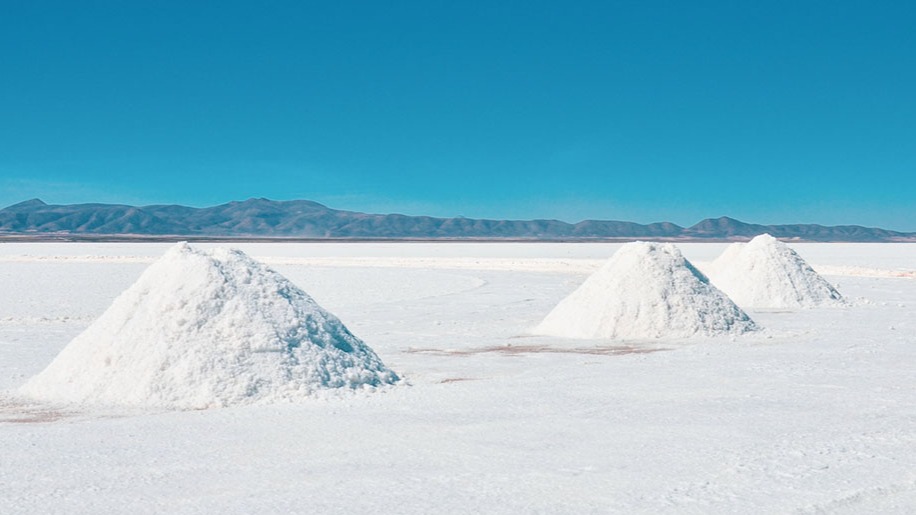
[1,1,914,230]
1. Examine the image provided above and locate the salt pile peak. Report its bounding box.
[533,242,757,340]
[706,233,844,309]
[19,242,398,409]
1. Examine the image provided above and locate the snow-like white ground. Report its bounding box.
[1,242,914,514]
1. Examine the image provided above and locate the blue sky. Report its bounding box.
[1,1,914,230]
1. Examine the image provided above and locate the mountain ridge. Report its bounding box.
[1,198,913,242]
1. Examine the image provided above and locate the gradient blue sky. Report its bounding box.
[1,1,914,229]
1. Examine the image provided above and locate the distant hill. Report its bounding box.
[1,198,913,242]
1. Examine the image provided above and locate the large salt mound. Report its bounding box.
[533,242,757,340]
[19,243,398,409]
[706,233,844,309]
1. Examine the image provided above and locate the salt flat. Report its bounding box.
[1,242,915,514]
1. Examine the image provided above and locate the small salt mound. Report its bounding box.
[533,242,757,340]
[706,234,844,309]
[19,243,398,410]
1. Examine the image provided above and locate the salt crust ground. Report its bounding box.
[1,242,915,514]
[533,242,757,340]
[18,243,397,409]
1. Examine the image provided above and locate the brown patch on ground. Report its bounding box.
[408,344,667,357]
[0,398,72,425]
[438,377,479,384]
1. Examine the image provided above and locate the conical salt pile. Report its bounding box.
[533,242,757,340]
[705,233,844,309]
[19,243,398,409]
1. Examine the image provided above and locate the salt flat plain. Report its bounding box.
[1,242,914,514]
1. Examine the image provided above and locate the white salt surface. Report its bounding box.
[18,243,397,409]
[706,234,845,309]
[534,242,757,340]
[1,242,915,514]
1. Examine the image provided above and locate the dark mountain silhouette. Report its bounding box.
[683,216,911,241]
[1,199,912,241]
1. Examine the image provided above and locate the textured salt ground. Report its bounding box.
[1,243,915,514]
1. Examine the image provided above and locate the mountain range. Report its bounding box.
[0,198,913,242]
